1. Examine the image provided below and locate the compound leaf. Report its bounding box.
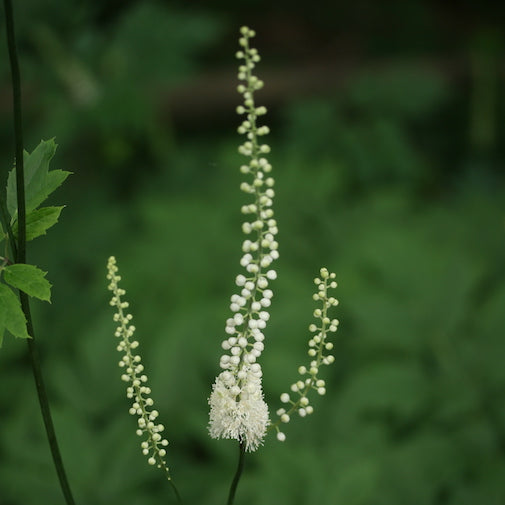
[6,139,70,218]
[3,264,51,302]
[0,283,30,345]
[13,206,65,241]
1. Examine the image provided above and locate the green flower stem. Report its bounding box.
[227,441,246,505]
[169,479,183,504]
[3,1,77,504]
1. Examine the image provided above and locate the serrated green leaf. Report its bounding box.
[0,283,30,341]
[3,264,51,302]
[13,206,64,241]
[6,139,71,218]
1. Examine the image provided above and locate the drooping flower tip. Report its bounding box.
[240,26,254,37]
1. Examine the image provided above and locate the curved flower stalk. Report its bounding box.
[208,26,278,453]
[270,268,338,442]
[106,257,179,495]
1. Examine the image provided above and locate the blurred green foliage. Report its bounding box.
[1,1,505,504]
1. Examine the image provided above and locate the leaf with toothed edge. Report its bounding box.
[0,283,30,346]
[12,206,65,241]
[6,139,71,219]
[3,264,52,302]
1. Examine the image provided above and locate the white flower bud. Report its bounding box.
[280,393,290,403]
[107,257,172,475]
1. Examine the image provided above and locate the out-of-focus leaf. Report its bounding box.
[348,64,449,119]
[338,361,429,419]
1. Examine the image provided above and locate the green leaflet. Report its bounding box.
[3,264,52,302]
[13,206,64,241]
[0,283,30,346]
[0,140,66,348]
[6,139,71,219]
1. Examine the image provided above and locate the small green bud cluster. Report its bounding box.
[106,256,172,478]
[273,268,338,442]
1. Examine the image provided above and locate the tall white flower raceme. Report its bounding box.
[106,256,172,478]
[208,26,278,452]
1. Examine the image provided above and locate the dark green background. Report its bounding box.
[1,1,505,504]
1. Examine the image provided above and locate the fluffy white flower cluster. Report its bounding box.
[209,365,269,452]
[106,256,172,478]
[209,26,277,452]
[273,268,338,442]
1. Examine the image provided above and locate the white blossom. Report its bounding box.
[209,367,269,452]
[107,256,172,477]
[208,26,277,452]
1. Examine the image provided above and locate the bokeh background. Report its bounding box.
[1,1,505,504]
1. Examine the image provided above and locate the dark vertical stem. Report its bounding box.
[24,307,77,505]
[3,2,77,504]
[3,0,25,258]
[0,198,17,260]
[227,441,246,505]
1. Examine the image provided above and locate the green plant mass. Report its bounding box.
[1,2,505,505]
[0,140,67,346]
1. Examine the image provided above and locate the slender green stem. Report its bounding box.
[3,2,77,504]
[168,478,183,504]
[227,441,246,505]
